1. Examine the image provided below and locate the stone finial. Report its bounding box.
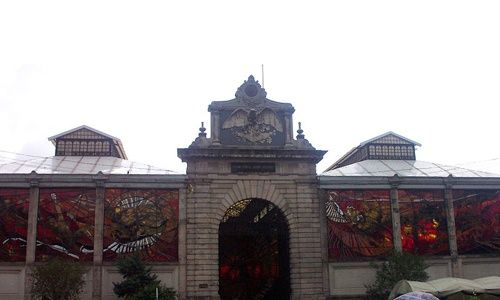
[189,121,212,148]
[198,122,207,138]
[292,122,315,149]
[296,122,305,139]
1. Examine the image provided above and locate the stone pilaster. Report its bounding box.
[92,172,106,300]
[212,112,220,145]
[318,189,331,298]
[185,181,219,299]
[178,187,188,299]
[291,181,326,299]
[24,172,40,300]
[444,176,461,277]
[284,112,293,146]
[389,175,402,252]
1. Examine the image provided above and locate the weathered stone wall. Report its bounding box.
[0,266,26,300]
[184,173,328,299]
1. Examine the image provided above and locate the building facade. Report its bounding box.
[0,76,499,299]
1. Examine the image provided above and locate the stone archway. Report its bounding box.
[218,198,290,300]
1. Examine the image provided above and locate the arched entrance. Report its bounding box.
[219,198,290,300]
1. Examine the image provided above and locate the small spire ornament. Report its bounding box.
[198,122,207,138]
[296,122,305,139]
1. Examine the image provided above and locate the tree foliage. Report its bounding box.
[365,251,429,300]
[30,258,86,300]
[113,254,176,300]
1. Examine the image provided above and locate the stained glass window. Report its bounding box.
[103,189,179,262]
[36,188,96,261]
[398,190,449,255]
[326,190,392,260]
[453,190,500,255]
[0,189,29,262]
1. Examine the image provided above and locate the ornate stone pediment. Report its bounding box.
[206,76,295,147]
[234,75,267,107]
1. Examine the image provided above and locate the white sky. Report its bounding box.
[1,1,499,174]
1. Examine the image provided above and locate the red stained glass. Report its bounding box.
[0,189,29,262]
[398,190,449,255]
[326,190,392,260]
[103,189,178,262]
[453,190,500,255]
[36,189,96,261]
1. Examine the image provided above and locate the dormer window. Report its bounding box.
[368,144,415,160]
[49,125,127,159]
[326,132,421,171]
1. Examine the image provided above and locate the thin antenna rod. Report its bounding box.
[261,64,265,88]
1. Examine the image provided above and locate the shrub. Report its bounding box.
[113,254,176,300]
[30,258,87,300]
[365,251,429,300]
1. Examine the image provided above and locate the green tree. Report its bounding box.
[365,251,429,300]
[30,258,86,300]
[113,254,176,300]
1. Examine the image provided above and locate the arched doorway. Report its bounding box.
[219,198,290,300]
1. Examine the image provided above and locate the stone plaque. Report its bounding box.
[231,162,276,173]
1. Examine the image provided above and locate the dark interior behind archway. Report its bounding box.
[219,198,290,300]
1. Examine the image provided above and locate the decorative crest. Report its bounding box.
[235,75,267,107]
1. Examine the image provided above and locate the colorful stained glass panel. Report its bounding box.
[398,190,449,255]
[36,189,96,261]
[103,189,179,262]
[326,190,392,260]
[453,190,500,255]
[0,189,29,262]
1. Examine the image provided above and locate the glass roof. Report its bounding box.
[321,160,499,178]
[0,152,176,175]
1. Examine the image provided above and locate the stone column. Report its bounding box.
[444,176,461,277]
[289,181,326,299]
[212,112,220,145]
[318,189,331,298]
[284,112,293,146]
[389,175,402,252]
[24,172,40,299]
[92,173,106,300]
[185,181,219,298]
[178,187,187,299]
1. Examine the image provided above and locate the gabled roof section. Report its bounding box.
[48,125,120,142]
[359,131,421,147]
[48,125,127,159]
[325,131,420,172]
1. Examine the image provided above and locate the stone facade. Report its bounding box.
[179,165,327,299]
[178,76,328,299]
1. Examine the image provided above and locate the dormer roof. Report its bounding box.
[325,131,420,172]
[48,125,127,159]
[359,131,421,147]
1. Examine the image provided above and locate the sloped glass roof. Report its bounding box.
[0,152,176,175]
[321,160,499,178]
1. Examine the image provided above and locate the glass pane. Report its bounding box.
[398,190,449,255]
[326,190,392,261]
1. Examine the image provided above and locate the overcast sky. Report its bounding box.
[1,1,499,174]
